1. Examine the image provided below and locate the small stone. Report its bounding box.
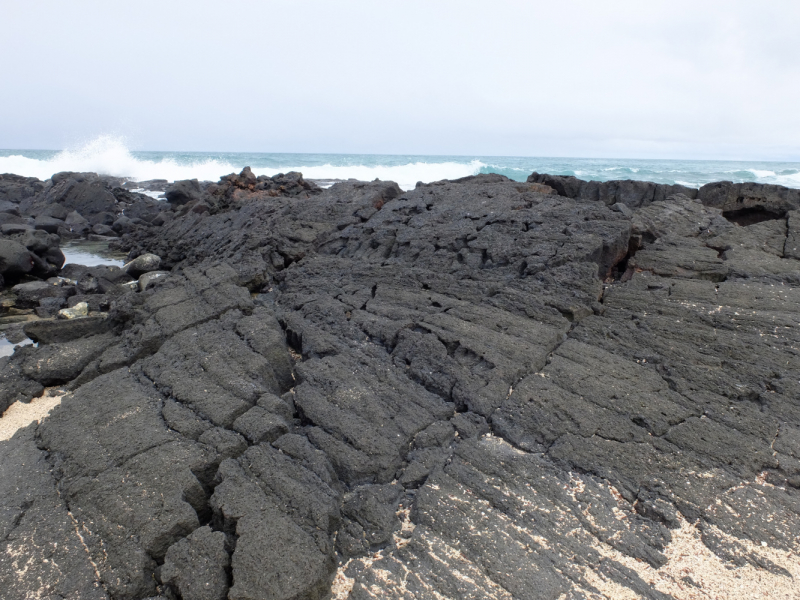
[57,302,88,319]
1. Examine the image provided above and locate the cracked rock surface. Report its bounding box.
[2,171,800,599]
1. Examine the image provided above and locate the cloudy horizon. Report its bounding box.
[2,0,799,161]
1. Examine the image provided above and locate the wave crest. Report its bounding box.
[0,136,239,183]
[0,136,486,190]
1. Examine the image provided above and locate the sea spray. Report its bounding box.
[1,135,799,191]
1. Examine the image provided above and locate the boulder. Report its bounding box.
[151,211,174,227]
[17,228,59,255]
[88,211,115,226]
[0,240,35,275]
[123,253,161,277]
[698,181,800,219]
[112,215,136,233]
[20,176,118,218]
[0,222,33,234]
[38,204,70,220]
[33,215,65,234]
[91,223,117,237]
[65,210,89,226]
[11,281,75,309]
[165,179,203,206]
[0,173,44,204]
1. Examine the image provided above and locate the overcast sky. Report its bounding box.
[2,0,799,160]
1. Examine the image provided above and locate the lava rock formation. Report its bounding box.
[1,170,799,599]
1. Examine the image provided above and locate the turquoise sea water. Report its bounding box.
[1,136,799,192]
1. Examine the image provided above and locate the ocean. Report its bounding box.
[1,136,799,192]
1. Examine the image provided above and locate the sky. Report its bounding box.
[2,0,799,160]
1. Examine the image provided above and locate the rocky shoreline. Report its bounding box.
[1,168,799,599]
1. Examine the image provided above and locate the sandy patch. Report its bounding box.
[0,391,63,441]
[571,476,800,600]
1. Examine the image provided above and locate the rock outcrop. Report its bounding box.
[1,170,800,599]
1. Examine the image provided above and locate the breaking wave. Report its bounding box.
[0,136,239,183]
[1,135,798,191]
[0,136,485,191]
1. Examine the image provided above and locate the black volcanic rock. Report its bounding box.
[1,170,800,599]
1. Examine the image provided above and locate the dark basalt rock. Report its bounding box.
[0,238,35,276]
[11,280,75,308]
[1,169,800,599]
[165,178,205,206]
[23,315,112,344]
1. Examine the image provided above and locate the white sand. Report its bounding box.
[0,392,63,441]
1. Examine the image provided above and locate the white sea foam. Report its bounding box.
[0,136,484,191]
[130,189,166,200]
[251,161,484,191]
[2,136,799,191]
[0,136,239,183]
[748,169,777,178]
[775,171,800,187]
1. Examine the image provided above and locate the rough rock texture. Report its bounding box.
[2,171,800,599]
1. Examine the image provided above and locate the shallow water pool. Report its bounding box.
[61,240,128,268]
[0,337,34,358]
